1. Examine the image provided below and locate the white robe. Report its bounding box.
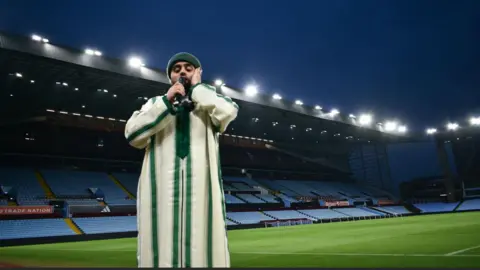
[124,83,239,268]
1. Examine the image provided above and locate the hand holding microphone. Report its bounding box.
[166,81,185,103]
[167,77,194,111]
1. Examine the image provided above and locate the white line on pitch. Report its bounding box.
[445,244,480,256]
[232,251,480,257]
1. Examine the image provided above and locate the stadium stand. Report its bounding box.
[373,205,411,215]
[0,219,75,240]
[225,194,246,204]
[457,199,480,211]
[73,216,137,234]
[413,202,460,213]
[297,209,348,220]
[263,210,310,220]
[332,207,379,217]
[256,194,280,203]
[111,173,139,196]
[0,167,49,205]
[227,211,275,224]
[236,194,265,204]
[41,170,134,206]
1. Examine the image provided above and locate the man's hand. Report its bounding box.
[166,82,185,102]
[191,68,202,86]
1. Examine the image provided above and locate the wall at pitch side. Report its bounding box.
[387,140,457,195]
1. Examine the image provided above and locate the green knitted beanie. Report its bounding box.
[166,52,202,80]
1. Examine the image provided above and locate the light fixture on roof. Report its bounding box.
[128,57,145,68]
[426,128,437,135]
[32,35,42,41]
[447,122,459,131]
[358,114,373,126]
[295,100,303,105]
[245,85,258,97]
[470,117,480,126]
[314,105,322,110]
[384,121,398,132]
[330,109,339,116]
[214,79,224,86]
[85,48,102,56]
[32,34,49,43]
[272,93,282,100]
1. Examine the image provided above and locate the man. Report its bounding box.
[125,52,239,268]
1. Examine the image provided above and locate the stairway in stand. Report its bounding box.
[64,218,84,235]
[35,171,56,199]
[108,174,136,199]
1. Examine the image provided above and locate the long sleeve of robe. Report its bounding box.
[125,83,238,268]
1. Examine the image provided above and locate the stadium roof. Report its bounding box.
[2,31,475,146]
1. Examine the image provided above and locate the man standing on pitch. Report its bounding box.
[125,52,238,268]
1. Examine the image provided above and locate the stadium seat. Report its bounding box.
[332,207,379,217]
[73,216,137,234]
[413,202,459,213]
[111,173,138,196]
[456,199,480,211]
[263,210,310,220]
[227,211,274,224]
[374,206,411,215]
[298,209,348,220]
[0,218,75,240]
[236,194,265,203]
[256,194,280,203]
[41,170,133,206]
[224,194,245,204]
[0,167,48,205]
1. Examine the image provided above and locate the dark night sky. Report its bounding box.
[2,0,480,132]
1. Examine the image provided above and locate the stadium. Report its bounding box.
[0,31,480,268]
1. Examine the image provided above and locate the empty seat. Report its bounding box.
[457,199,480,211]
[227,212,274,224]
[0,218,75,240]
[74,216,137,234]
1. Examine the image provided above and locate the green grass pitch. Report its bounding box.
[1,211,480,268]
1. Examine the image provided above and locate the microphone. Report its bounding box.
[173,77,194,111]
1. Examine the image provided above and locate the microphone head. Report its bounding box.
[178,77,186,85]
